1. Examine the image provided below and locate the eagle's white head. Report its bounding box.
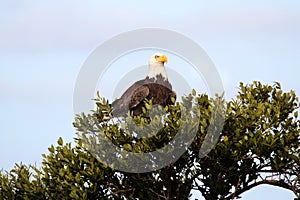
[148,53,168,80]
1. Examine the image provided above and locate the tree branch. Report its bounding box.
[225,179,294,200]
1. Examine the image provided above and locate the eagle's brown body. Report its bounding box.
[112,75,176,116]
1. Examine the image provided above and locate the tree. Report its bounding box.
[0,81,299,200]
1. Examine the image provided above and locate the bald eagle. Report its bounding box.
[111,53,176,117]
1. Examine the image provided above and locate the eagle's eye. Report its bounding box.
[155,55,159,59]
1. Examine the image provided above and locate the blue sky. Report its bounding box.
[0,1,299,199]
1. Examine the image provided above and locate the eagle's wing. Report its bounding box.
[129,85,149,108]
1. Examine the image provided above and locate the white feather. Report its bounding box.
[147,53,168,80]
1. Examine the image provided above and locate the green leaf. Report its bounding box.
[294,111,298,118]
[58,137,63,146]
[223,136,228,143]
[145,102,152,110]
[192,89,196,96]
[48,145,55,153]
[123,143,132,151]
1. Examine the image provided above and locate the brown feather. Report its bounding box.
[111,75,176,117]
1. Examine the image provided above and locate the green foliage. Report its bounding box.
[0,81,299,200]
[196,81,300,199]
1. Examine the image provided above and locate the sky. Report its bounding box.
[0,1,299,199]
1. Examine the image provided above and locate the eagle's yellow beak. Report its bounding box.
[157,54,168,63]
